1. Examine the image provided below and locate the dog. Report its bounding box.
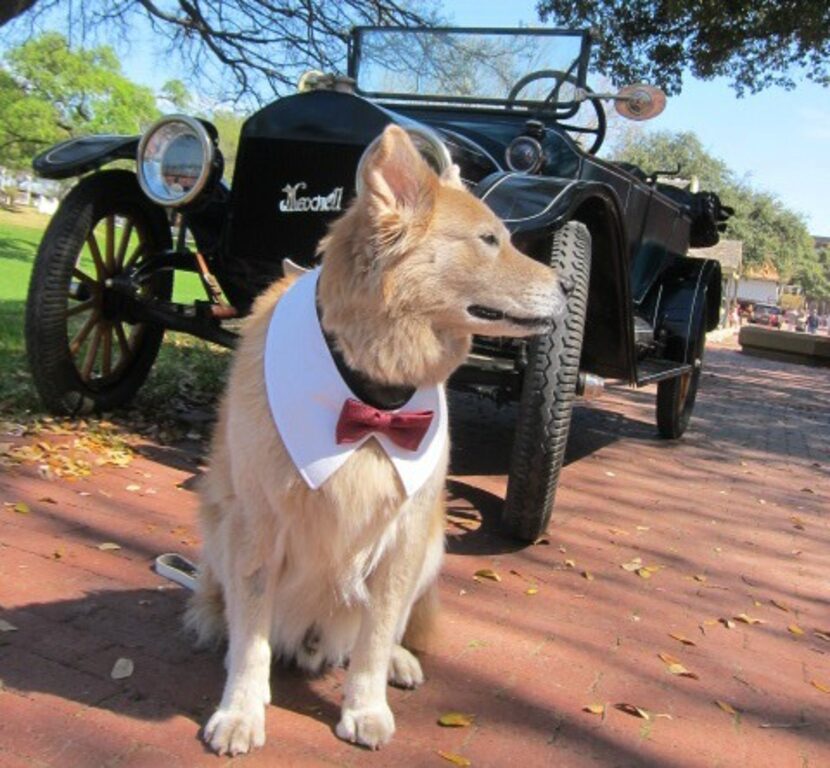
[186,124,565,755]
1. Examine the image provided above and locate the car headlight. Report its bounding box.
[355,125,452,195]
[137,115,218,207]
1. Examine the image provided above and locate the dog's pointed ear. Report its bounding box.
[360,125,438,215]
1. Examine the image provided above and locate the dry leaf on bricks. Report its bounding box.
[582,704,605,716]
[715,700,738,715]
[438,751,472,767]
[810,680,830,694]
[669,633,697,646]
[788,624,805,636]
[733,614,765,625]
[98,542,121,552]
[473,569,500,582]
[438,713,475,728]
[614,703,651,720]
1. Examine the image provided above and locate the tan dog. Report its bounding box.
[187,124,564,755]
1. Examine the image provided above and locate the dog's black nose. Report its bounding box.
[558,276,574,296]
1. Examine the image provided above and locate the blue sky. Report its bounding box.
[8,0,828,234]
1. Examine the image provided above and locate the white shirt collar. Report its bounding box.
[264,269,447,497]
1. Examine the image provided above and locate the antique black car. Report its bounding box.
[27,26,730,540]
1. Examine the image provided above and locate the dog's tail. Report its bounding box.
[402,581,439,654]
[183,561,226,648]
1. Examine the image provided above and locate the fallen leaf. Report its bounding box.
[734,613,765,625]
[98,542,121,552]
[438,712,474,728]
[534,537,550,546]
[564,559,575,569]
[810,680,830,694]
[770,599,790,612]
[438,751,471,767]
[719,618,735,629]
[38,496,57,504]
[621,558,642,572]
[0,619,18,632]
[693,574,707,582]
[582,570,594,581]
[13,502,29,515]
[125,483,141,492]
[813,631,830,643]
[474,568,500,582]
[525,587,539,596]
[636,568,654,579]
[615,703,650,720]
[667,663,699,680]
[715,700,738,715]
[800,487,815,494]
[658,652,681,666]
[635,525,650,531]
[582,703,605,716]
[52,550,63,560]
[111,657,134,679]
[788,624,805,636]
[669,633,697,646]
[605,471,616,477]
[759,721,812,729]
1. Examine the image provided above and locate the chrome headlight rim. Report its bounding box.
[137,114,215,208]
[355,125,453,195]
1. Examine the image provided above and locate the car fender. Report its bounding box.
[650,256,722,364]
[32,135,139,180]
[474,172,637,381]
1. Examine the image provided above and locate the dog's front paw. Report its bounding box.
[388,645,424,689]
[336,702,395,749]
[203,704,266,756]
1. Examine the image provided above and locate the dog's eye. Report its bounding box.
[479,233,499,247]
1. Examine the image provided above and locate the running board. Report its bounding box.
[636,359,692,385]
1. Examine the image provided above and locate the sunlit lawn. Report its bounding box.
[0,206,230,418]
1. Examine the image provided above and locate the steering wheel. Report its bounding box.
[506,69,607,155]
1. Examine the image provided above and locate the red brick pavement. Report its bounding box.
[1,343,828,767]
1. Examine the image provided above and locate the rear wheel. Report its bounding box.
[656,310,706,439]
[25,170,173,414]
[502,222,591,541]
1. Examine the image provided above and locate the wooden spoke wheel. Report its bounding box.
[26,170,173,414]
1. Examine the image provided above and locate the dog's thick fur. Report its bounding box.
[188,125,563,755]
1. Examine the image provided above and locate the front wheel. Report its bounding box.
[502,222,591,541]
[25,170,173,415]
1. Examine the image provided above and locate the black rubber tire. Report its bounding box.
[656,306,706,439]
[25,170,173,415]
[502,221,591,541]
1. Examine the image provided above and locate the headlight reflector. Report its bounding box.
[137,115,215,207]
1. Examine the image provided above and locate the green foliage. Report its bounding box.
[210,110,246,182]
[160,79,191,111]
[0,32,159,168]
[612,129,828,299]
[537,0,829,96]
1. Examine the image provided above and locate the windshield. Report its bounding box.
[349,27,590,109]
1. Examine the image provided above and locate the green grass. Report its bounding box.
[0,207,230,419]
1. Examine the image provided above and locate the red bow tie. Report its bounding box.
[336,398,434,452]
